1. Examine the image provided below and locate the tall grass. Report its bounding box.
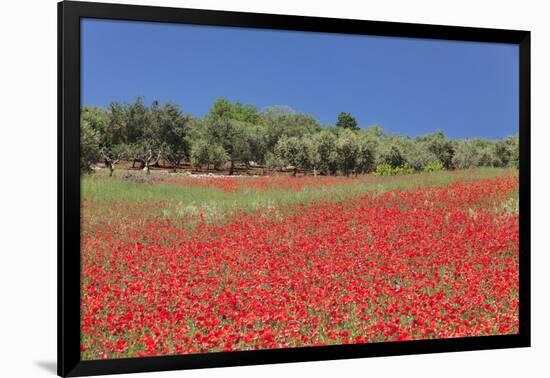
[82,168,516,223]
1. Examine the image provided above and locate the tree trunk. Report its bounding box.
[144,161,150,175]
[105,159,114,177]
[293,167,297,177]
[229,160,234,175]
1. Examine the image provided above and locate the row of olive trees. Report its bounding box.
[81,98,191,175]
[268,129,376,176]
[80,97,519,176]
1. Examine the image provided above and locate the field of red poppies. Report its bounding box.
[80,169,519,360]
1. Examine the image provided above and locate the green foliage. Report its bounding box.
[373,163,415,176]
[355,133,377,174]
[80,118,101,173]
[197,99,268,173]
[274,135,312,175]
[336,112,359,131]
[363,125,385,139]
[396,165,415,175]
[335,129,360,176]
[400,138,438,171]
[189,140,210,169]
[80,97,520,176]
[377,140,406,168]
[209,144,230,169]
[310,129,339,175]
[468,138,497,167]
[452,136,518,170]
[261,106,321,153]
[264,151,284,170]
[452,140,480,169]
[81,98,192,174]
[416,131,455,169]
[424,161,445,172]
[495,134,519,168]
[508,134,520,169]
[190,141,228,170]
[156,102,191,169]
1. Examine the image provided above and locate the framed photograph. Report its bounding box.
[58,1,530,376]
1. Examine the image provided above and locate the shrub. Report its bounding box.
[373,163,394,176]
[394,164,415,175]
[373,163,414,176]
[424,162,445,173]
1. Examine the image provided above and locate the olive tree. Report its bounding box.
[274,135,311,176]
[355,132,377,174]
[377,138,407,168]
[156,102,191,171]
[201,99,265,174]
[311,129,339,175]
[81,106,124,176]
[416,131,455,169]
[404,139,439,171]
[452,140,480,169]
[261,106,321,153]
[335,129,360,176]
[190,140,228,171]
[80,118,100,173]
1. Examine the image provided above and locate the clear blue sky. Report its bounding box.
[81,18,518,139]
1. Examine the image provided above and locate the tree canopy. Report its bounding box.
[336,112,359,131]
[81,97,519,176]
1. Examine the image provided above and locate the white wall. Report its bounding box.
[1,0,547,377]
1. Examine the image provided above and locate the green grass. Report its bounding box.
[81,168,516,225]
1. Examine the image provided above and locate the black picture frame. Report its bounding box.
[58,1,531,376]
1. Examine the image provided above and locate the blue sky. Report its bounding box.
[81,19,518,139]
